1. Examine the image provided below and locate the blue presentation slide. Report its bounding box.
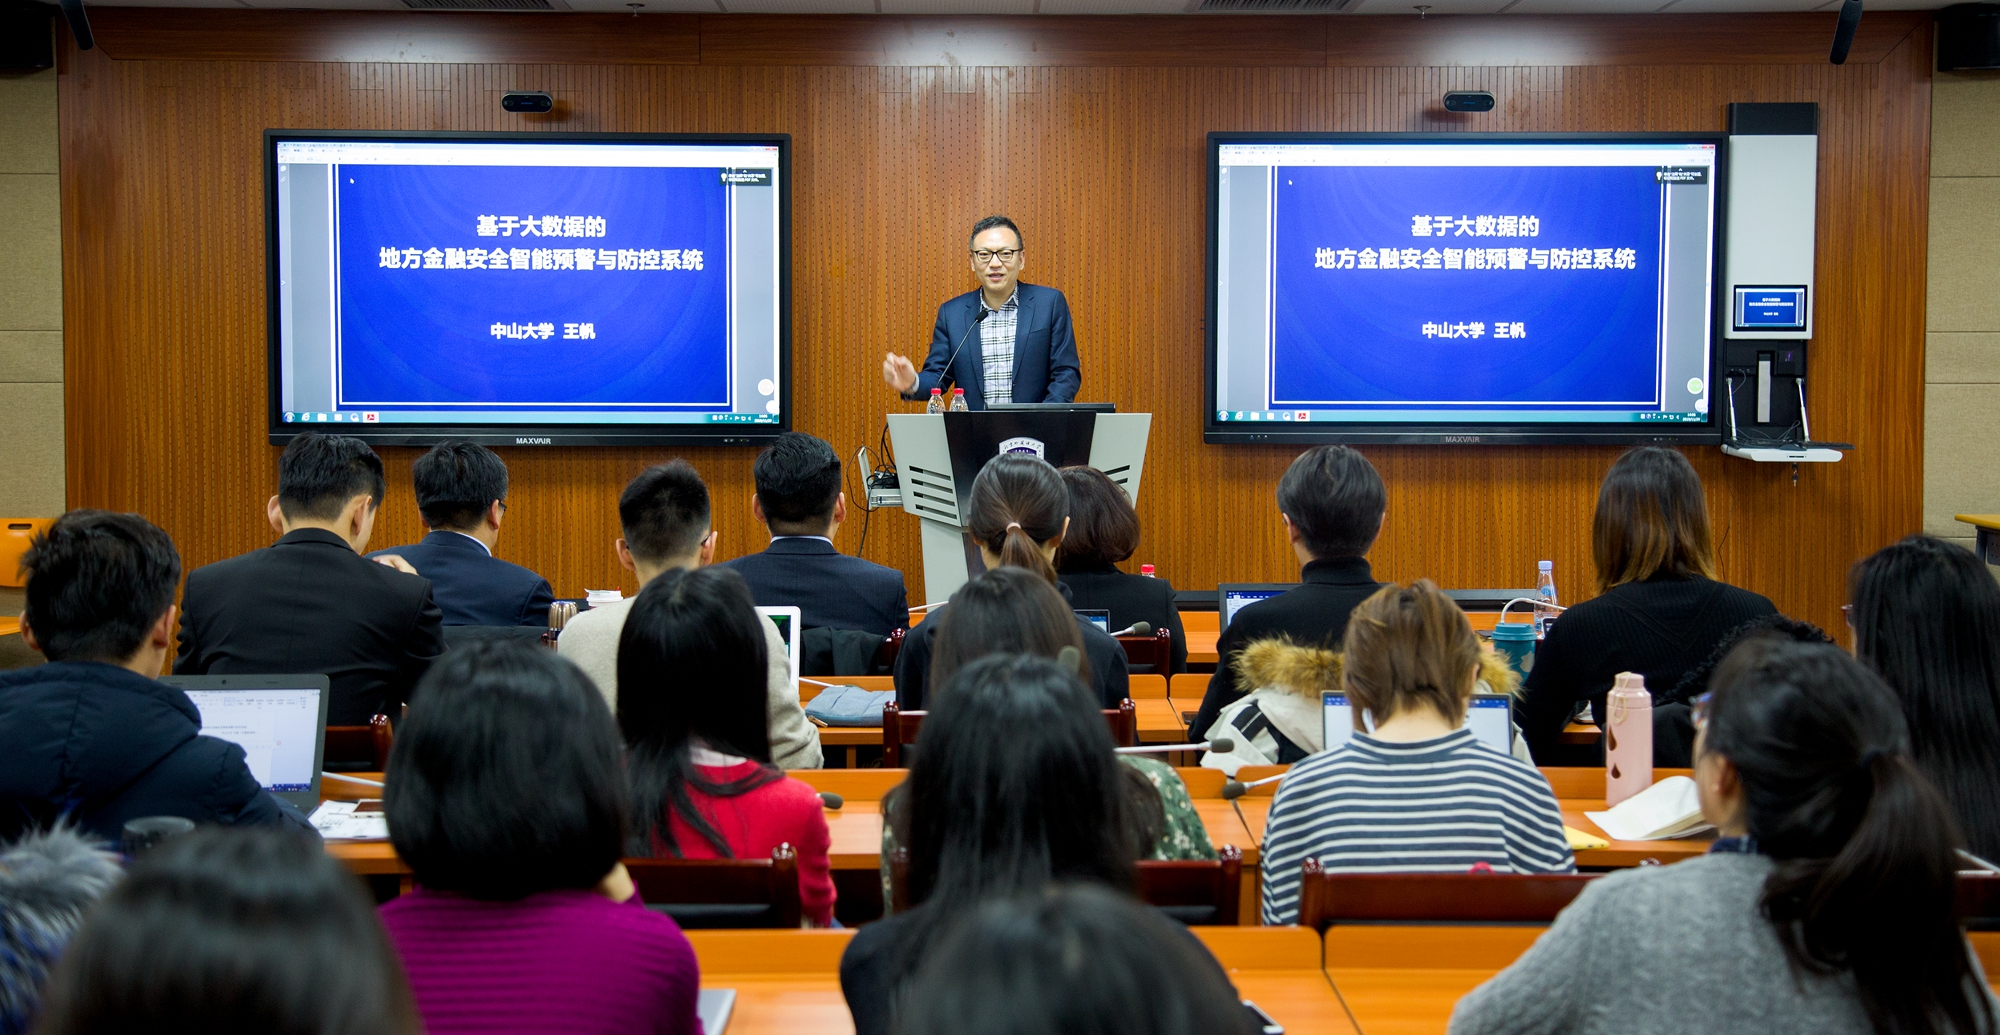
[1269,165,1663,408]
[334,165,730,410]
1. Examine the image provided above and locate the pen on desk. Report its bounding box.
[323,771,384,788]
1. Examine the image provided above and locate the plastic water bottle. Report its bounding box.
[949,388,969,412]
[1605,671,1653,808]
[927,388,945,414]
[1534,560,1559,638]
[1140,564,1156,578]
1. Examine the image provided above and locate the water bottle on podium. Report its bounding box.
[927,388,945,414]
[1605,671,1652,808]
[1534,560,1559,638]
[949,388,969,412]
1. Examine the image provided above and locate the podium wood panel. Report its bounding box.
[59,13,1931,644]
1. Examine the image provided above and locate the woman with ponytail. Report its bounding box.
[1451,637,1998,1035]
[893,453,1130,710]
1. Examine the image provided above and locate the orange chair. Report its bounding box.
[1295,864,1598,933]
[624,844,803,929]
[891,846,1243,925]
[1,519,54,588]
[323,714,395,772]
[1116,628,1174,674]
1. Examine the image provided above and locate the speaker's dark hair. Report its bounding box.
[385,641,627,900]
[617,566,779,857]
[969,215,1022,250]
[20,510,181,664]
[1702,638,1992,1035]
[965,453,1068,586]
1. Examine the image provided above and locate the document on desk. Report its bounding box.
[1585,776,1713,841]
[698,988,736,1035]
[309,800,390,840]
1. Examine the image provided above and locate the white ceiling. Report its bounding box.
[82,0,1952,16]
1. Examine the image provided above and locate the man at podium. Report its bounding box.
[880,215,1081,410]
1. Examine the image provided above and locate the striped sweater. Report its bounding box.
[1260,727,1576,925]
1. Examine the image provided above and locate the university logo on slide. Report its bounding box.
[998,436,1046,459]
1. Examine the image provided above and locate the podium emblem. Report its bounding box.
[997,436,1046,459]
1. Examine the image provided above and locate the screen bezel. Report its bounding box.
[1204,131,1729,447]
[263,129,793,448]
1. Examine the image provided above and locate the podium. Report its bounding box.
[887,410,1152,602]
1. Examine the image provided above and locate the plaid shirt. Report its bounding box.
[979,290,1020,404]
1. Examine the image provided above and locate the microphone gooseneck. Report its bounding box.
[935,307,991,395]
[1221,771,1287,801]
[1114,736,1234,756]
[1110,621,1153,637]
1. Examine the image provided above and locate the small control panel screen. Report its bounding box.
[1734,286,1807,330]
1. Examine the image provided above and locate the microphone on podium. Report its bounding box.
[1221,772,1287,800]
[1114,736,1233,756]
[1109,621,1153,637]
[936,308,991,395]
[819,792,844,810]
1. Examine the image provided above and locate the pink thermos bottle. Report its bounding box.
[1605,671,1653,808]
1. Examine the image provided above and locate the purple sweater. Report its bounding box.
[379,887,702,1035]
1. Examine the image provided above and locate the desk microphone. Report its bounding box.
[819,792,844,810]
[1221,772,1286,800]
[1109,621,1153,637]
[1115,737,1233,756]
[909,600,951,613]
[322,771,384,788]
[934,308,990,395]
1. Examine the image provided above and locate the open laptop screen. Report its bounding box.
[1219,584,1294,633]
[1322,692,1514,755]
[181,687,325,793]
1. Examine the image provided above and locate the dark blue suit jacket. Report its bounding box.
[905,282,1081,409]
[719,537,910,637]
[368,531,554,628]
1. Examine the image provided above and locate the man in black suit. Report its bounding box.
[1,510,315,841]
[1190,445,1388,742]
[720,432,909,636]
[369,441,554,627]
[175,433,446,725]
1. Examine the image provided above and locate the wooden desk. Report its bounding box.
[1184,609,1220,666]
[0,617,18,638]
[685,926,1358,1035]
[802,676,892,768]
[803,677,1186,765]
[1957,514,2000,566]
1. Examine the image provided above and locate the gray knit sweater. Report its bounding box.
[1449,853,2000,1035]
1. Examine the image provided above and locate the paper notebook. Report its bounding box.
[1584,776,1715,842]
[308,800,389,841]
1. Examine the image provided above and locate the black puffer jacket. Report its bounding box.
[0,661,314,842]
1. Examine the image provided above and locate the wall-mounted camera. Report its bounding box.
[1441,91,1496,114]
[501,92,555,115]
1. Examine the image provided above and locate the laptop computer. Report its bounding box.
[755,605,803,699]
[1217,583,1298,635]
[1074,608,1111,632]
[1322,691,1514,755]
[160,674,332,809]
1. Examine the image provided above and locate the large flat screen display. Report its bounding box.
[1207,133,1725,445]
[265,131,789,446]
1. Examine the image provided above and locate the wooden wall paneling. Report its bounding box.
[59,14,1931,638]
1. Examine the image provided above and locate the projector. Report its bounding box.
[1442,91,1496,113]
[501,92,555,114]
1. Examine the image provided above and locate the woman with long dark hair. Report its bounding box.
[1517,446,1775,762]
[841,654,1145,1035]
[894,452,1130,710]
[1850,534,2000,861]
[34,827,422,1035]
[377,642,701,1035]
[1056,465,1187,674]
[618,566,834,926]
[1451,638,1999,1035]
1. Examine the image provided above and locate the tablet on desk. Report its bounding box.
[160,674,331,809]
[1322,691,1514,755]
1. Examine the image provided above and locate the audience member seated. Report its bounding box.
[841,654,1148,1035]
[1449,639,2000,1035]
[1652,614,1833,767]
[368,440,554,627]
[1848,534,2000,862]
[721,432,909,637]
[377,642,701,1035]
[0,827,121,1035]
[894,453,1129,710]
[175,432,446,725]
[1191,445,1387,742]
[896,884,1257,1035]
[1,511,316,842]
[34,827,421,1035]
[1055,465,1186,673]
[1517,446,1774,764]
[557,460,820,769]
[1260,581,1573,926]
[881,566,1214,893]
[618,567,835,927]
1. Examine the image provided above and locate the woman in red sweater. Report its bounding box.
[616,566,835,926]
